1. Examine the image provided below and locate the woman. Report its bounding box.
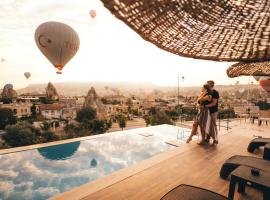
[186,84,212,144]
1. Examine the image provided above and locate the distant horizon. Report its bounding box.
[8,80,259,91]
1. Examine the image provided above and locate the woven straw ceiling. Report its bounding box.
[227,61,270,77]
[101,0,270,62]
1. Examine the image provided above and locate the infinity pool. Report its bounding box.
[0,125,192,200]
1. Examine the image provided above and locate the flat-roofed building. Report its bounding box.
[0,103,32,118]
[39,104,65,119]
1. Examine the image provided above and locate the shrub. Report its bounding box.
[0,108,17,129]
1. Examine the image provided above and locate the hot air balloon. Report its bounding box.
[89,10,96,18]
[259,79,270,93]
[24,72,31,79]
[35,21,80,74]
[1,58,4,62]
[4,84,13,90]
[253,76,261,81]
[90,158,98,167]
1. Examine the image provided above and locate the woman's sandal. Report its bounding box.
[197,140,206,145]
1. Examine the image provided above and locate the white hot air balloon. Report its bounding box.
[35,21,80,74]
[24,72,31,79]
[90,10,96,18]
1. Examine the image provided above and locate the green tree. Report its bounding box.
[150,111,174,125]
[0,108,17,129]
[3,122,41,146]
[117,115,126,130]
[143,115,151,126]
[3,122,59,147]
[106,119,112,129]
[41,131,59,142]
[0,97,12,104]
[132,109,139,116]
[76,108,96,123]
[41,121,50,131]
[92,120,107,134]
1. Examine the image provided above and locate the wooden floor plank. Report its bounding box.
[82,121,269,200]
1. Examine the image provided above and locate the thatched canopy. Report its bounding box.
[227,61,270,77]
[101,0,270,62]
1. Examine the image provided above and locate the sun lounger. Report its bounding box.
[161,184,228,200]
[220,155,270,179]
[247,137,270,153]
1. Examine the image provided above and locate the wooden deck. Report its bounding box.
[80,121,269,200]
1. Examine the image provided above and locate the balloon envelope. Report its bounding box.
[253,76,261,81]
[259,79,270,92]
[4,84,13,90]
[35,21,80,74]
[24,72,31,79]
[90,10,96,18]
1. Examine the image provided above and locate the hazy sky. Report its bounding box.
[0,0,251,89]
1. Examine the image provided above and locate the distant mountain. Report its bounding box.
[17,81,159,96]
[16,81,261,97]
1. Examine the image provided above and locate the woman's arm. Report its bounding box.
[200,95,212,102]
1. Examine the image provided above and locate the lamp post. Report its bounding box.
[177,73,185,122]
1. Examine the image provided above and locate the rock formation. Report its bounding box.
[1,84,17,99]
[83,87,106,119]
[45,82,59,100]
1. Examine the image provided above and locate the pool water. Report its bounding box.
[0,125,192,200]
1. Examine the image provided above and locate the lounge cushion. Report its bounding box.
[220,155,270,179]
[247,138,270,153]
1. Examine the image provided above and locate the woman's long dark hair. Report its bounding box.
[203,84,211,94]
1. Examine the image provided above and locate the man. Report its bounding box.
[205,80,219,145]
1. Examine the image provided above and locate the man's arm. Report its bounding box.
[205,98,217,108]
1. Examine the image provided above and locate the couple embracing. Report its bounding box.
[186,80,219,145]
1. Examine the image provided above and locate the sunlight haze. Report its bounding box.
[0,0,251,89]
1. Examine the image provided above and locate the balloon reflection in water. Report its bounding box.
[90,158,98,167]
[38,141,80,160]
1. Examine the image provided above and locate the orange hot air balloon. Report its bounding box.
[35,21,80,74]
[90,10,96,18]
[24,72,31,79]
[259,79,270,93]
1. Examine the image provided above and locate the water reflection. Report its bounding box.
[37,142,80,160]
[90,158,98,168]
[0,125,188,200]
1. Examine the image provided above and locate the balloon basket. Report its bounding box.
[56,71,62,74]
